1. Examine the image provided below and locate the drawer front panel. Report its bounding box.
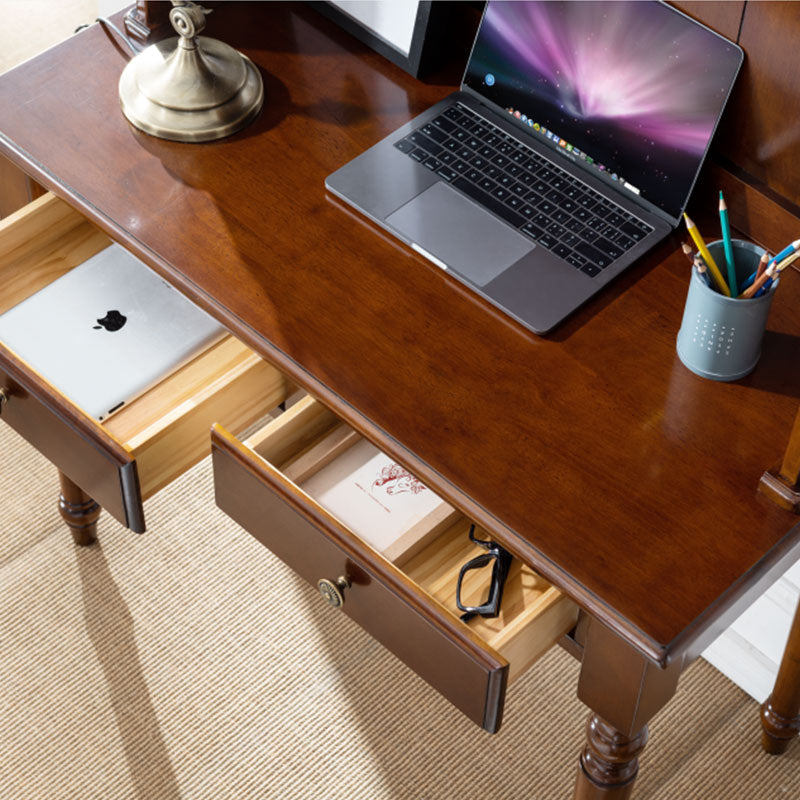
[0,348,142,530]
[212,425,509,732]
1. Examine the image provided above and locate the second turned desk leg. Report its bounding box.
[58,471,100,546]
[761,597,800,754]
[572,619,681,799]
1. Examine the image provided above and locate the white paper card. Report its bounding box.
[330,0,419,56]
[301,439,442,554]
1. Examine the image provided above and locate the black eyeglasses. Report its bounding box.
[456,525,512,622]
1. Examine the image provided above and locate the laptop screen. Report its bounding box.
[462,1,742,221]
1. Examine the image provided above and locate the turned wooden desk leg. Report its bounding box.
[58,472,100,546]
[761,598,800,754]
[574,715,649,799]
[573,619,681,799]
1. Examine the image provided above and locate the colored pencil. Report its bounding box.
[755,251,770,279]
[718,192,737,295]
[740,262,776,298]
[683,213,730,296]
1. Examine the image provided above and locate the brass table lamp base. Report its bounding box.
[119,2,263,143]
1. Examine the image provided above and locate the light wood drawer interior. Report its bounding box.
[246,395,578,683]
[0,193,287,502]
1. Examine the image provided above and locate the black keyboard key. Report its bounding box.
[605,212,625,227]
[561,199,578,214]
[432,115,457,133]
[520,204,535,218]
[408,131,442,156]
[565,217,586,234]
[550,177,568,191]
[575,241,612,269]
[537,200,556,215]
[561,232,581,247]
[581,263,603,277]
[444,139,460,152]
[553,243,572,260]
[452,129,468,142]
[484,134,501,147]
[456,146,473,160]
[421,124,449,143]
[594,238,624,260]
[586,216,606,231]
[423,157,442,171]
[438,150,455,164]
[452,177,526,229]
[410,148,427,162]
[532,179,549,194]
[394,138,414,154]
[517,171,536,185]
[506,196,524,210]
[511,150,529,163]
[491,154,510,168]
[535,233,558,250]
[532,212,550,228]
[620,221,647,241]
[521,222,545,241]
[493,186,509,201]
[467,169,483,183]
[599,223,619,240]
[538,168,555,181]
[498,142,515,155]
[592,204,613,219]
[551,209,571,224]
[498,174,514,188]
[469,154,489,170]
[616,234,635,251]
[484,166,502,179]
[444,107,463,121]
[578,195,598,209]
[546,221,566,238]
[566,252,587,269]
[478,145,495,158]
[510,183,528,197]
[478,176,495,191]
[466,137,482,150]
[437,166,458,182]
[546,189,566,204]
[507,164,523,177]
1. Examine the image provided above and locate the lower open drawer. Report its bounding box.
[211,395,578,732]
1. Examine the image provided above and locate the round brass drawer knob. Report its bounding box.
[317,576,350,609]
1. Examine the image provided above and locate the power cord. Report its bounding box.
[75,18,142,56]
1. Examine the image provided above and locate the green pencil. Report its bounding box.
[719,191,737,296]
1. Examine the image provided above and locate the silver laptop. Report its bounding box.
[0,244,225,421]
[326,1,743,334]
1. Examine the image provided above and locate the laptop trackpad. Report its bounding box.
[385,182,534,287]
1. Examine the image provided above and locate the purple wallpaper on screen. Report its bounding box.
[464,1,742,218]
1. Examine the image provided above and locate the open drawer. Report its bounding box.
[0,193,288,532]
[211,395,578,732]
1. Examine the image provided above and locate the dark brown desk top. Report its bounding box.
[2,2,799,666]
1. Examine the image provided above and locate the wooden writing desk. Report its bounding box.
[2,4,800,796]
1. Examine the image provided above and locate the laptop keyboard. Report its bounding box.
[393,104,653,278]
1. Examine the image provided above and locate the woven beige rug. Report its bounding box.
[1,421,798,800]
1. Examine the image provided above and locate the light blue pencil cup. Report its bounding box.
[676,239,777,381]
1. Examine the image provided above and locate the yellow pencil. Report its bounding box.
[683,213,730,296]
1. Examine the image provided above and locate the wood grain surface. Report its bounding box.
[2,3,800,666]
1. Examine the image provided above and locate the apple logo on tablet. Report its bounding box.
[93,310,127,332]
